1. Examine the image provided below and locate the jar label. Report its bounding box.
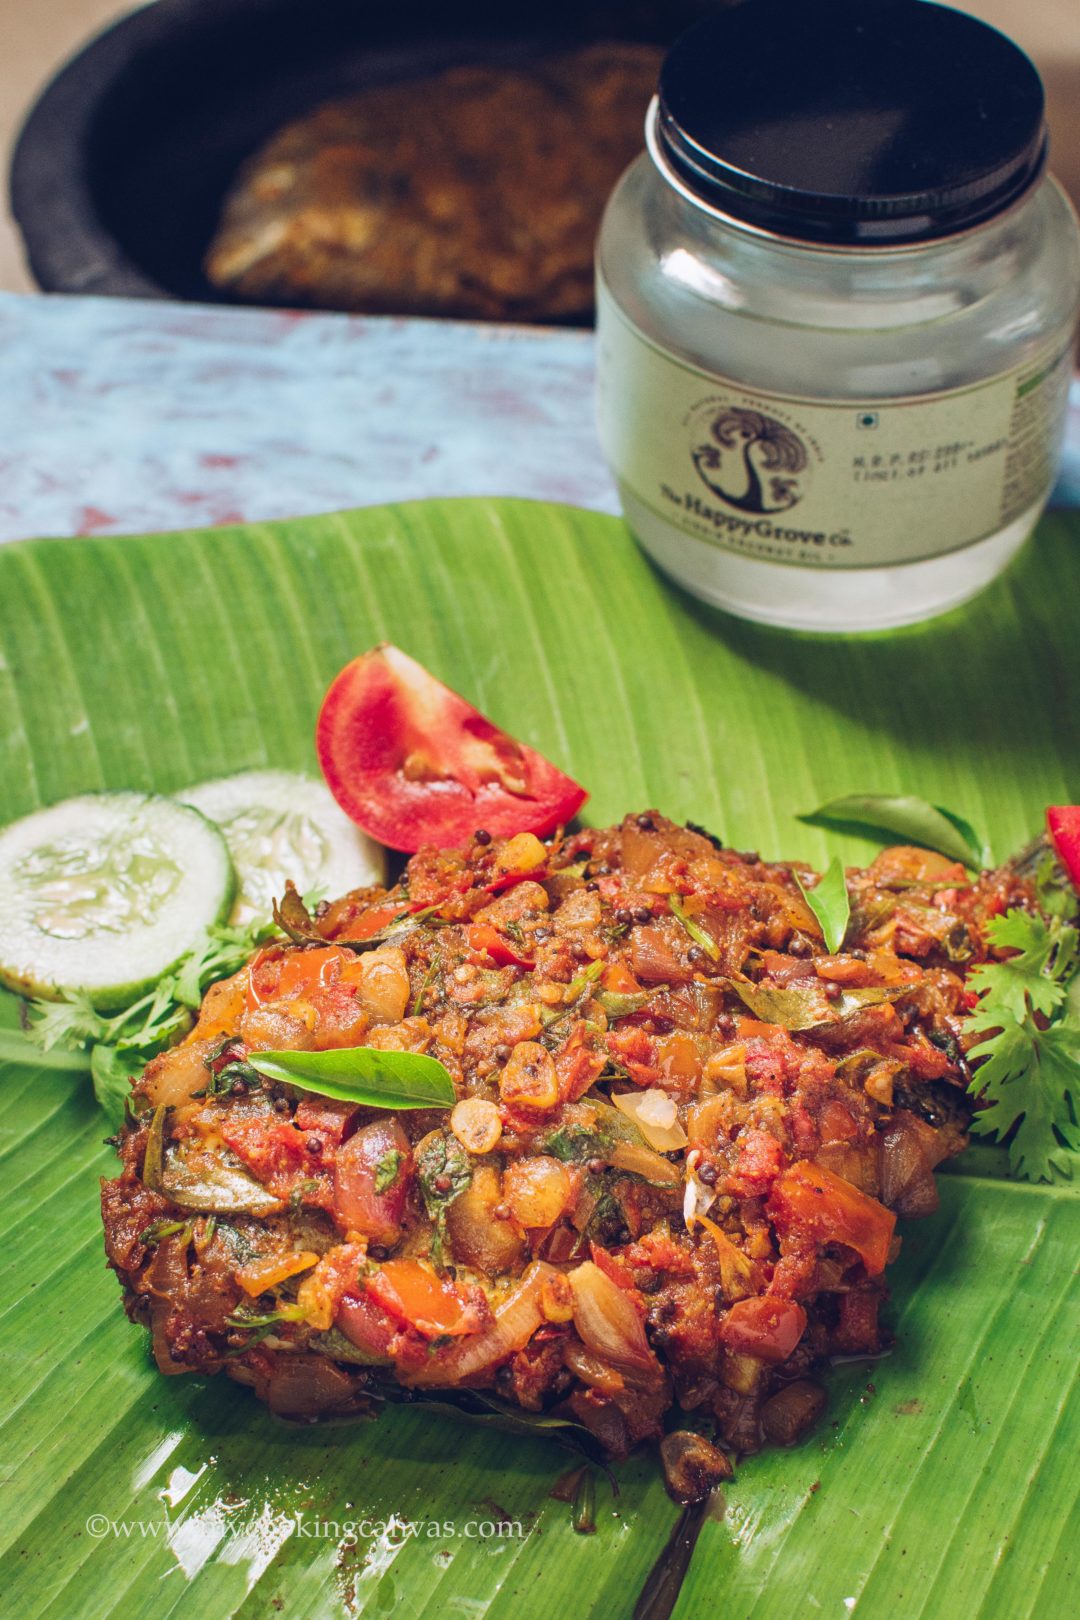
[596,279,1073,569]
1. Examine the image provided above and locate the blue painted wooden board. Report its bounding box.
[0,292,1077,544]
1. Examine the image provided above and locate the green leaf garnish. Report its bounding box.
[374,1148,404,1193]
[726,978,899,1031]
[89,1045,135,1128]
[668,894,720,960]
[794,856,850,953]
[800,794,989,868]
[247,1045,456,1109]
[964,908,1080,1181]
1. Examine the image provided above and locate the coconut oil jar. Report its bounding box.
[596,0,1080,631]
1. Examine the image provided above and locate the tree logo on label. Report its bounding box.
[689,404,810,514]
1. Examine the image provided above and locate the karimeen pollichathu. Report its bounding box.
[101,813,1028,1459]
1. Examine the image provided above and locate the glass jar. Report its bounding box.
[596,0,1080,632]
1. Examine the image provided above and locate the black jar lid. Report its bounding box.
[656,0,1047,246]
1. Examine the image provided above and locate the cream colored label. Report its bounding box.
[596,279,1072,569]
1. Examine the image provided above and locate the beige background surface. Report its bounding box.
[1,0,1078,295]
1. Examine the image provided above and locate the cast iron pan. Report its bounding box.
[11,0,718,312]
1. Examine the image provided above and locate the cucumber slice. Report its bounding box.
[0,793,234,1009]
[178,770,387,925]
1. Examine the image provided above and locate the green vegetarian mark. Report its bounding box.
[800,793,989,868]
[795,855,851,953]
[247,1046,457,1108]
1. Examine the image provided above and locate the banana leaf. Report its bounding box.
[0,499,1076,1620]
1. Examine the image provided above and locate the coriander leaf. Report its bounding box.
[668,894,720,960]
[28,993,109,1052]
[800,793,988,868]
[966,911,1075,1021]
[109,976,190,1051]
[90,1045,135,1128]
[963,905,1080,1181]
[1028,844,1078,921]
[374,1149,404,1194]
[173,919,278,1009]
[247,1046,456,1108]
[726,978,898,1031]
[967,1014,1080,1181]
[794,856,850,952]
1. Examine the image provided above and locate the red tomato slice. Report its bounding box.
[767,1160,896,1277]
[719,1296,807,1363]
[1047,807,1080,890]
[465,923,536,969]
[363,1258,477,1339]
[316,644,587,852]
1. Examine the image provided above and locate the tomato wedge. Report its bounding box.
[316,644,587,852]
[1047,807,1080,890]
[767,1160,896,1277]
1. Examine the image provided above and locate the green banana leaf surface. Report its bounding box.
[0,499,1077,1620]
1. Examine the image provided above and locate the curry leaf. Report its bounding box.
[668,894,720,960]
[794,856,850,952]
[800,793,989,868]
[727,978,900,1031]
[248,1045,457,1108]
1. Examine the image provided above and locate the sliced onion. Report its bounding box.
[265,1353,361,1416]
[562,1340,626,1395]
[659,1431,733,1504]
[631,926,690,984]
[401,1262,555,1386]
[612,1089,688,1151]
[568,1260,660,1380]
[880,1111,941,1218]
[609,1138,680,1186]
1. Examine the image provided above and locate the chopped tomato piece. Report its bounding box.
[219,1114,327,1202]
[465,923,535,969]
[602,961,644,995]
[720,1296,807,1362]
[277,946,352,999]
[349,904,403,940]
[727,1129,784,1197]
[1047,807,1080,890]
[768,1160,896,1277]
[364,1258,477,1338]
[316,643,587,852]
[245,945,352,1011]
[294,1097,358,1144]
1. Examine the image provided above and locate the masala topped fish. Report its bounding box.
[101,813,1030,1464]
